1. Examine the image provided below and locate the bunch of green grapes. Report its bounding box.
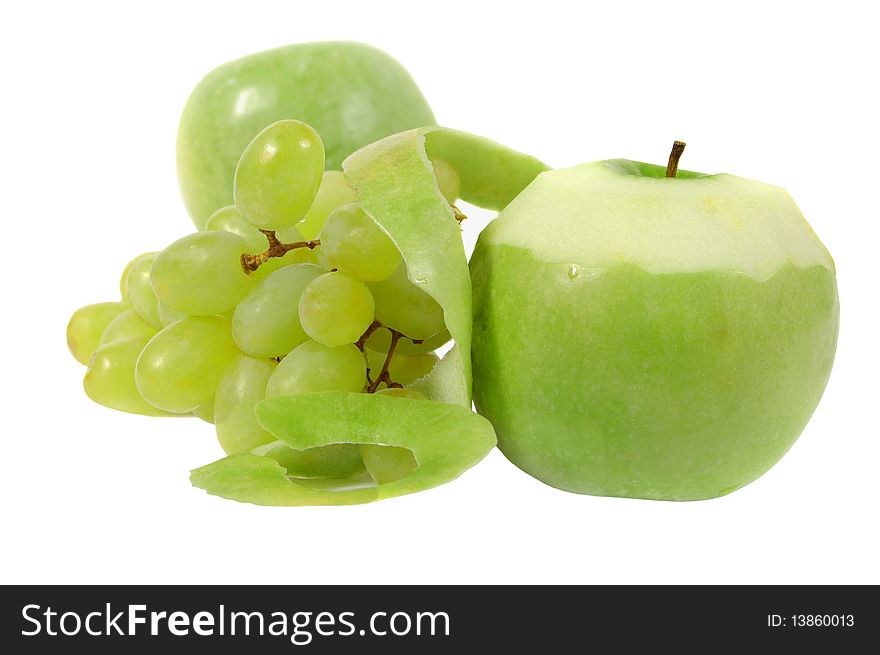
[66,119,460,483]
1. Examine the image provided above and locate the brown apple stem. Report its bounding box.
[240,230,320,274]
[665,141,687,178]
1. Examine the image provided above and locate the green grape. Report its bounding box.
[122,252,162,328]
[368,264,446,340]
[359,444,418,484]
[298,272,375,347]
[192,400,215,424]
[119,258,133,302]
[320,203,401,281]
[205,205,267,252]
[232,263,323,358]
[99,309,157,347]
[67,302,126,364]
[150,231,254,315]
[157,301,187,327]
[376,387,427,400]
[266,341,366,397]
[313,244,332,271]
[84,335,174,417]
[296,171,358,239]
[366,349,439,386]
[135,315,239,413]
[214,355,277,455]
[430,158,460,204]
[233,120,325,231]
[365,327,451,355]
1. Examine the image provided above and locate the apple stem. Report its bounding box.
[666,141,687,178]
[240,230,320,274]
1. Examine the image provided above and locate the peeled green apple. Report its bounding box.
[471,153,839,500]
[177,42,435,228]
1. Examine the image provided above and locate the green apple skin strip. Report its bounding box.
[344,126,548,405]
[423,128,550,211]
[359,444,417,484]
[191,393,497,506]
[250,440,366,480]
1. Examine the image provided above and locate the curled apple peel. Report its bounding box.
[191,393,497,506]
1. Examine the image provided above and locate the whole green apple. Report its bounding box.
[471,150,839,500]
[177,42,435,228]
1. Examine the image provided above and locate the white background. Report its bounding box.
[1,1,877,585]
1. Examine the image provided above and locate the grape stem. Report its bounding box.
[356,320,424,392]
[367,331,403,393]
[452,205,467,224]
[355,321,383,351]
[240,230,320,274]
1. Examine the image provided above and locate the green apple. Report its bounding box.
[177,42,435,228]
[471,152,839,500]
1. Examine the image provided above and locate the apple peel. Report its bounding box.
[190,392,497,506]
[343,126,548,405]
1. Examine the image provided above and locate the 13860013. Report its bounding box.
[791,614,854,628]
